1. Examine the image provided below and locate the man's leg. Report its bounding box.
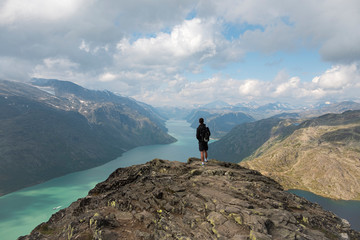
[200,150,205,162]
[204,151,208,162]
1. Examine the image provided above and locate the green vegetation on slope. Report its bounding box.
[209,117,297,162]
[241,111,360,200]
[0,79,175,196]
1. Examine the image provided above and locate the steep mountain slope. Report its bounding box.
[206,112,256,138]
[31,78,169,132]
[20,159,360,240]
[240,110,360,200]
[155,106,192,120]
[209,117,297,162]
[0,79,175,196]
[186,109,215,127]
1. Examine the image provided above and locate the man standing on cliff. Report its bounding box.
[196,118,211,166]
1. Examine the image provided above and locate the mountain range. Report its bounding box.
[208,117,295,162]
[3,78,360,238]
[186,110,255,138]
[0,79,175,196]
[186,100,360,139]
[210,110,360,200]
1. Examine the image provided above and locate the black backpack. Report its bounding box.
[200,125,211,142]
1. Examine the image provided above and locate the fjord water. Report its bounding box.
[0,120,359,239]
[289,190,360,231]
[0,119,199,239]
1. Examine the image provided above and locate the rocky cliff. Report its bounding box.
[20,158,359,240]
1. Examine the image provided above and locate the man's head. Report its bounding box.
[199,118,204,124]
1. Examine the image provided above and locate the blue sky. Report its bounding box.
[0,0,359,107]
[186,50,331,83]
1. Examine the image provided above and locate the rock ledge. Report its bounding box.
[20,158,360,240]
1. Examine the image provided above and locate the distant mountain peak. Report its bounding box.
[201,100,231,109]
[256,102,294,111]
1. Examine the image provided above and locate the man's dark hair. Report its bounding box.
[199,118,204,124]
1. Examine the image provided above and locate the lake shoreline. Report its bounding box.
[1,119,359,239]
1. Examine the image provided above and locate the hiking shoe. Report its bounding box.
[202,162,205,166]
[205,158,208,162]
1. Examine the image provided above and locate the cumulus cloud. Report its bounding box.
[156,63,360,107]
[79,40,91,53]
[114,18,220,71]
[0,0,86,25]
[32,57,82,81]
[238,80,264,96]
[0,0,359,107]
[99,72,117,82]
[312,64,360,90]
[197,0,360,61]
[273,77,300,96]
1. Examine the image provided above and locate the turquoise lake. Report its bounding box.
[0,119,359,239]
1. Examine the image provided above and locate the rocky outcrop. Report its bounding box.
[20,158,359,240]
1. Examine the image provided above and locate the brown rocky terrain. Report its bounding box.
[20,158,359,240]
[240,111,360,200]
[209,110,360,200]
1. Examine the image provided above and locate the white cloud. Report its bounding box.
[79,40,110,55]
[79,40,90,53]
[198,0,360,62]
[274,77,300,96]
[312,64,360,90]
[92,62,360,107]
[0,0,86,25]
[1,0,360,107]
[239,80,263,96]
[115,18,220,71]
[99,72,117,82]
[32,58,81,81]
[146,63,360,107]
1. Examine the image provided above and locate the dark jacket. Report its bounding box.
[196,123,208,142]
